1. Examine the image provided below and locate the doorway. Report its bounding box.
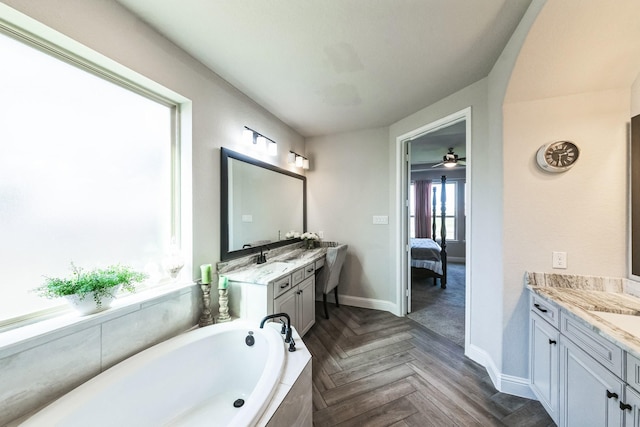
[396,108,471,349]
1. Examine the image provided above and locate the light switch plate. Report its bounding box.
[373,215,389,225]
[242,214,253,223]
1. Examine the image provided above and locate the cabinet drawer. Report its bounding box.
[530,294,560,329]
[291,268,304,286]
[273,274,293,298]
[303,263,315,279]
[560,312,623,377]
[315,257,325,270]
[627,353,640,393]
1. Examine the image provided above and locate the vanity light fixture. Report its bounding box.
[288,150,309,169]
[243,126,277,156]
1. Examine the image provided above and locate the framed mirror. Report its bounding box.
[221,147,306,260]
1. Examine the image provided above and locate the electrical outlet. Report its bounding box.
[241,214,253,223]
[318,231,325,238]
[552,251,567,269]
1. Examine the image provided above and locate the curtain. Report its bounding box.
[414,180,432,238]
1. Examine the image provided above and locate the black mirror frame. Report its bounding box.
[220,147,307,261]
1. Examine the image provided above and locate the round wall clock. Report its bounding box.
[536,140,580,172]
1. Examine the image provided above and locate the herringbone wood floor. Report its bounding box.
[306,302,555,427]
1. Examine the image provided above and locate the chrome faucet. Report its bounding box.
[256,245,269,264]
[259,312,296,352]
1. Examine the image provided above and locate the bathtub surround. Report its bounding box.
[0,283,200,426]
[20,321,312,427]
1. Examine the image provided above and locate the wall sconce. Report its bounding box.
[288,150,309,170]
[243,126,277,156]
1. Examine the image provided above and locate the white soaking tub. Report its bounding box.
[21,321,285,427]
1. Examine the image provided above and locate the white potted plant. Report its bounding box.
[35,263,147,315]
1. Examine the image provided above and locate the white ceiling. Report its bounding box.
[116,0,532,138]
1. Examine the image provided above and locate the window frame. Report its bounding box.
[0,7,192,331]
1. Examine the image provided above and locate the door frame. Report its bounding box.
[395,107,472,348]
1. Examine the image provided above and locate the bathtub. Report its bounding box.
[21,321,286,427]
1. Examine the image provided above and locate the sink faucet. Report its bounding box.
[259,312,296,352]
[256,245,269,264]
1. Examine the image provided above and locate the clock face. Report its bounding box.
[536,141,579,172]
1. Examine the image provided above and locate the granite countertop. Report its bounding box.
[526,272,640,359]
[222,248,326,285]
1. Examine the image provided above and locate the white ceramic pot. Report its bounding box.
[64,286,120,315]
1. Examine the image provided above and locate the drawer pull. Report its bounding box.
[307,268,314,272]
[607,390,618,399]
[280,282,290,289]
[533,303,548,313]
[621,402,632,411]
[549,339,557,345]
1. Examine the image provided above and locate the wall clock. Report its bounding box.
[536,141,580,172]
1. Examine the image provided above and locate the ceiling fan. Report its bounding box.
[432,147,466,168]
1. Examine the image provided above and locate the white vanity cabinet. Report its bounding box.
[227,259,317,336]
[274,275,315,336]
[530,308,560,423]
[529,292,640,426]
[559,335,623,427]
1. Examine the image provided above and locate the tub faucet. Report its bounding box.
[259,312,296,352]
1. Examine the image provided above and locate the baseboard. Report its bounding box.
[448,256,465,263]
[316,294,399,316]
[465,343,535,400]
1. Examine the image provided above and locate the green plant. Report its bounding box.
[35,263,147,308]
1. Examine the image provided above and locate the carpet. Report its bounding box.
[408,262,465,347]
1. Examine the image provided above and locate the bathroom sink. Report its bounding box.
[224,261,293,284]
[256,261,292,274]
[589,311,640,337]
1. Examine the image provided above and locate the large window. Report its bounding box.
[0,29,177,325]
[409,181,456,240]
[432,182,456,241]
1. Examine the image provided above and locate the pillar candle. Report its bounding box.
[218,275,228,290]
[200,264,212,284]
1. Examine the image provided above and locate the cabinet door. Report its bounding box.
[297,276,315,336]
[530,312,560,424]
[624,386,640,427]
[274,287,298,329]
[560,336,623,427]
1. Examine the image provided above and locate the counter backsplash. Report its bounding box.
[525,271,640,298]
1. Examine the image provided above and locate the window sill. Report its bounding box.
[0,281,198,359]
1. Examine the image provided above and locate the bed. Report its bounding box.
[411,175,447,288]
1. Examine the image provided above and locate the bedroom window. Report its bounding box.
[432,182,456,241]
[0,28,178,326]
[409,181,457,240]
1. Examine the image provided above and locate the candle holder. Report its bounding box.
[217,288,232,323]
[198,280,214,327]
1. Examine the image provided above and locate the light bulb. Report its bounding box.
[256,135,267,151]
[243,128,254,145]
[267,140,277,156]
